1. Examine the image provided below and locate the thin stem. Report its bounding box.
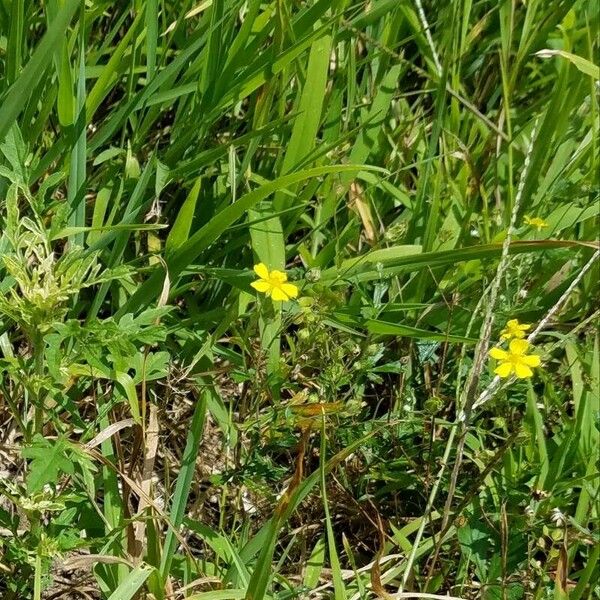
[2,383,27,437]
[32,329,46,436]
[399,423,457,590]
[413,0,442,74]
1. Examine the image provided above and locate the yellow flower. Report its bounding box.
[489,339,541,379]
[524,215,548,231]
[500,318,531,341]
[250,263,299,302]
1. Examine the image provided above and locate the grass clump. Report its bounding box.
[0,1,598,599]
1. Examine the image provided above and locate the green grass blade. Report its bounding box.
[0,1,78,141]
[6,0,25,87]
[234,427,382,575]
[319,240,589,283]
[145,0,159,81]
[320,419,346,600]
[86,10,143,122]
[273,30,332,212]
[159,388,208,581]
[166,177,202,255]
[189,592,246,600]
[67,38,87,246]
[106,565,153,600]
[47,0,75,128]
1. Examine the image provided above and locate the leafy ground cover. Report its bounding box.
[0,1,598,599]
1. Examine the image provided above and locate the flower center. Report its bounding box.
[267,275,286,288]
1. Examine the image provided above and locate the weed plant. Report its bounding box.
[0,1,598,599]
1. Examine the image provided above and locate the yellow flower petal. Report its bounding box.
[280,282,298,299]
[522,354,541,367]
[514,363,533,378]
[253,263,269,280]
[500,319,531,340]
[509,339,529,355]
[489,347,508,360]
[495,362,513,378]
[524,216,548,230]
[251,264,297,301]
[251,280,271,293]
[271,286,290,301]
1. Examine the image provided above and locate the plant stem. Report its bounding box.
[32,329,45,436]
[33,552,42,600]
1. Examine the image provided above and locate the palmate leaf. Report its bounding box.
[22,435,74,493]
[22,435,97,495]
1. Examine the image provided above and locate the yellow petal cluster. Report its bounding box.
[524,215,548,231]
[250,263,299,302]
[489,339,541,378]
[500,318,531,340]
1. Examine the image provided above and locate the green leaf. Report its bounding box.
[51,223,166,241]
[536,49,600,79]
[303,537,326,590]
[107,565,153,600]
[159,388,208,581]
[86,11,144,121]
[274,30,333,212]
[188,592,246,600]
[320,240,590,283]
[22,436,74,493]
[355,318,477,343]
[166,177,202,254]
